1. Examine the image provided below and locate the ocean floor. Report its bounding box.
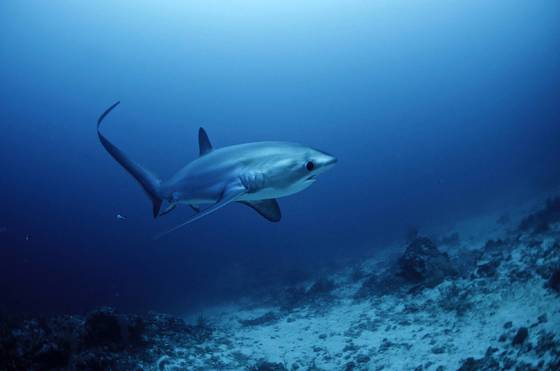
[2,197,560,370]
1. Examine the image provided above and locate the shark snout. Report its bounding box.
[316,153,337,174]
[325,156,337,167]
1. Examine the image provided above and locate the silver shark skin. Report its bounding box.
[162,142,336,203]
[96,102,337,238]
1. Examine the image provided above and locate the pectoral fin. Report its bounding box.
[154,183,247,240]
[238,199,281,222]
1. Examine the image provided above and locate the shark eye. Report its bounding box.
[306,161,315,171]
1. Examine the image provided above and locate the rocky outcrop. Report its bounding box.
[519,197,560,234]
[0,308,212,370]
[549,268,560,293]
[275,277,336,309]
[306,277,336,297]
[398,237,457,287]
[249,360,288,371]
[239,311,279,327]
[82,307,127,347]
[458,330,560,371]
[356,237,457,298]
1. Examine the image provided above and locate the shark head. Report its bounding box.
[300,147,338,183]
[251,143,337,198]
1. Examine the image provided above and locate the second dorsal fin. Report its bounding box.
[198,127,213,156]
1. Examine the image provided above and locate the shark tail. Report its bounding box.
[97,101,163,218]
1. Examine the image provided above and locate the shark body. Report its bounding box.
[97,102,337,238]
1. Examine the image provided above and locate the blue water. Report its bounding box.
[1,1,559,315]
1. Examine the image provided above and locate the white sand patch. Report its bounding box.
[175,201,560,370]
[198,274,558,370]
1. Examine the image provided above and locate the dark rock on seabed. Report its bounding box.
[82,307,125,347]
[0,308,212,370]
[549,268,560,293]
[355,236,457,298]
[239,311,279,327]
[249,360,288,371]
[512,327,529,346]
[519,197,560,234]
[398,237,457,287]
[458,329,560,370]
[306,277,336,297]
[274,277,336,309]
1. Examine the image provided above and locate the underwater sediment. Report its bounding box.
[1,197,560,370]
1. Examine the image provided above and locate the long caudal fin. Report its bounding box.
[97,101,163,218]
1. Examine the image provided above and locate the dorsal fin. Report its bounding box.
[198,127,213,156]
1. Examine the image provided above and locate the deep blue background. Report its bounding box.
[1,1,559,315]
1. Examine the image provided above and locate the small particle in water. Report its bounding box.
[0,226,7,233]
[25,235,31,241]
[116,214,128,220]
